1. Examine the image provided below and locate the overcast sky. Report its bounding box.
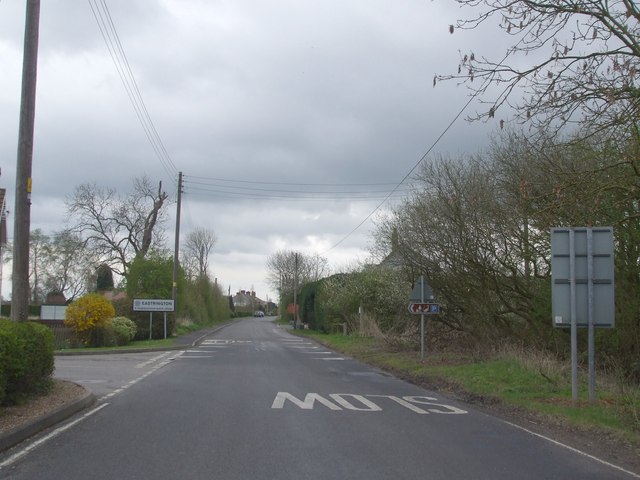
[0,0,501,302]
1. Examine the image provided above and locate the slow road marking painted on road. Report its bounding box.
[271,392,468,414]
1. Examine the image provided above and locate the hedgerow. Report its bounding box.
[0,319,54,405]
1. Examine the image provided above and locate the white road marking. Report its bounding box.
[99,351,184,401]
[0,403,110,469]
[301,351,333,354]
[271,393,468,415]
[316,357,345,361]
[503,420,640,479]
[201,339,252,345]
[135,351,174,368]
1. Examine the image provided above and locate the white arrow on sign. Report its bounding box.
[408,303,440,315]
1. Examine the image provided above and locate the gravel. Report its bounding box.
[0,380,87,434]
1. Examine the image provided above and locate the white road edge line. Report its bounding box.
[0,403,110,470]
[503,420,640,479]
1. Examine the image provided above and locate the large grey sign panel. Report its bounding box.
[551,227,615,328]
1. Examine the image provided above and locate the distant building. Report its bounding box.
[378,228,405,271]
[232,290,266,311]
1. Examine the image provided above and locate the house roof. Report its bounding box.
[232,290,266,307]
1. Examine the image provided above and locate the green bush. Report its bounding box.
[65,293,116,346]
[130,311,175,341]
[90,323,117,347]
[111,317,137,345]
[0,319,54,405]
[0,321,17,405]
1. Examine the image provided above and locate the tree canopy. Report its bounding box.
[439,1,640,139]
[66,176,169,278]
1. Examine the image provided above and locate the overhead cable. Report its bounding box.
[88,0,179,180]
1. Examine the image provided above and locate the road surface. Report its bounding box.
[1,317,637,479]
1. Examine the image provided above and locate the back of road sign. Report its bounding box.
[410,276,434,302]
[551,227,615,328]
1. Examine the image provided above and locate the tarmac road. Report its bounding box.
[0,317,637,479]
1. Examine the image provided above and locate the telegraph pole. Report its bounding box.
[172,172,183,306]
[12,0,41,321]
[293,253,299,328]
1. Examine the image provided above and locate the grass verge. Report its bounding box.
[55,337,176,353]
[296,330,640,444]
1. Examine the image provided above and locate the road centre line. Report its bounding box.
[0,403,110,469]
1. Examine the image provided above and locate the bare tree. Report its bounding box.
[438,1,640,139]
[66,176,169,277]
[266,250,328,298]
[7,229,97,303]
[182,227,217,280]
[28,229,48,304]
[41,229,97,302]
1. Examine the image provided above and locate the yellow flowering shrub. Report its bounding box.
[65,293,115,344]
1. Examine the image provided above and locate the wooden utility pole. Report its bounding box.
[293,253,299,328]
[11,0,41,321]
[172,172,183,306]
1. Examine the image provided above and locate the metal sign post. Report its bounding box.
[587,229,595,403]
[408,276,440,360]
[420,277,425,360]
[551,227,615,404]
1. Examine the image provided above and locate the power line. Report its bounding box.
[186,174,407,187]
[185,186,411,201]
[183,179,414,196]
[88,0,179,180]
[322,48,517,254]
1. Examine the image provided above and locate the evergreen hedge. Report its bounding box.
[0,319,54,405]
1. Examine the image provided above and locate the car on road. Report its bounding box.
[254,311,265,317]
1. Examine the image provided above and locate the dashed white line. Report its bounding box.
[135,351,174,368]
[99,351,184,402]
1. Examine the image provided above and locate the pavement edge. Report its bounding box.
[0,384,96,453]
